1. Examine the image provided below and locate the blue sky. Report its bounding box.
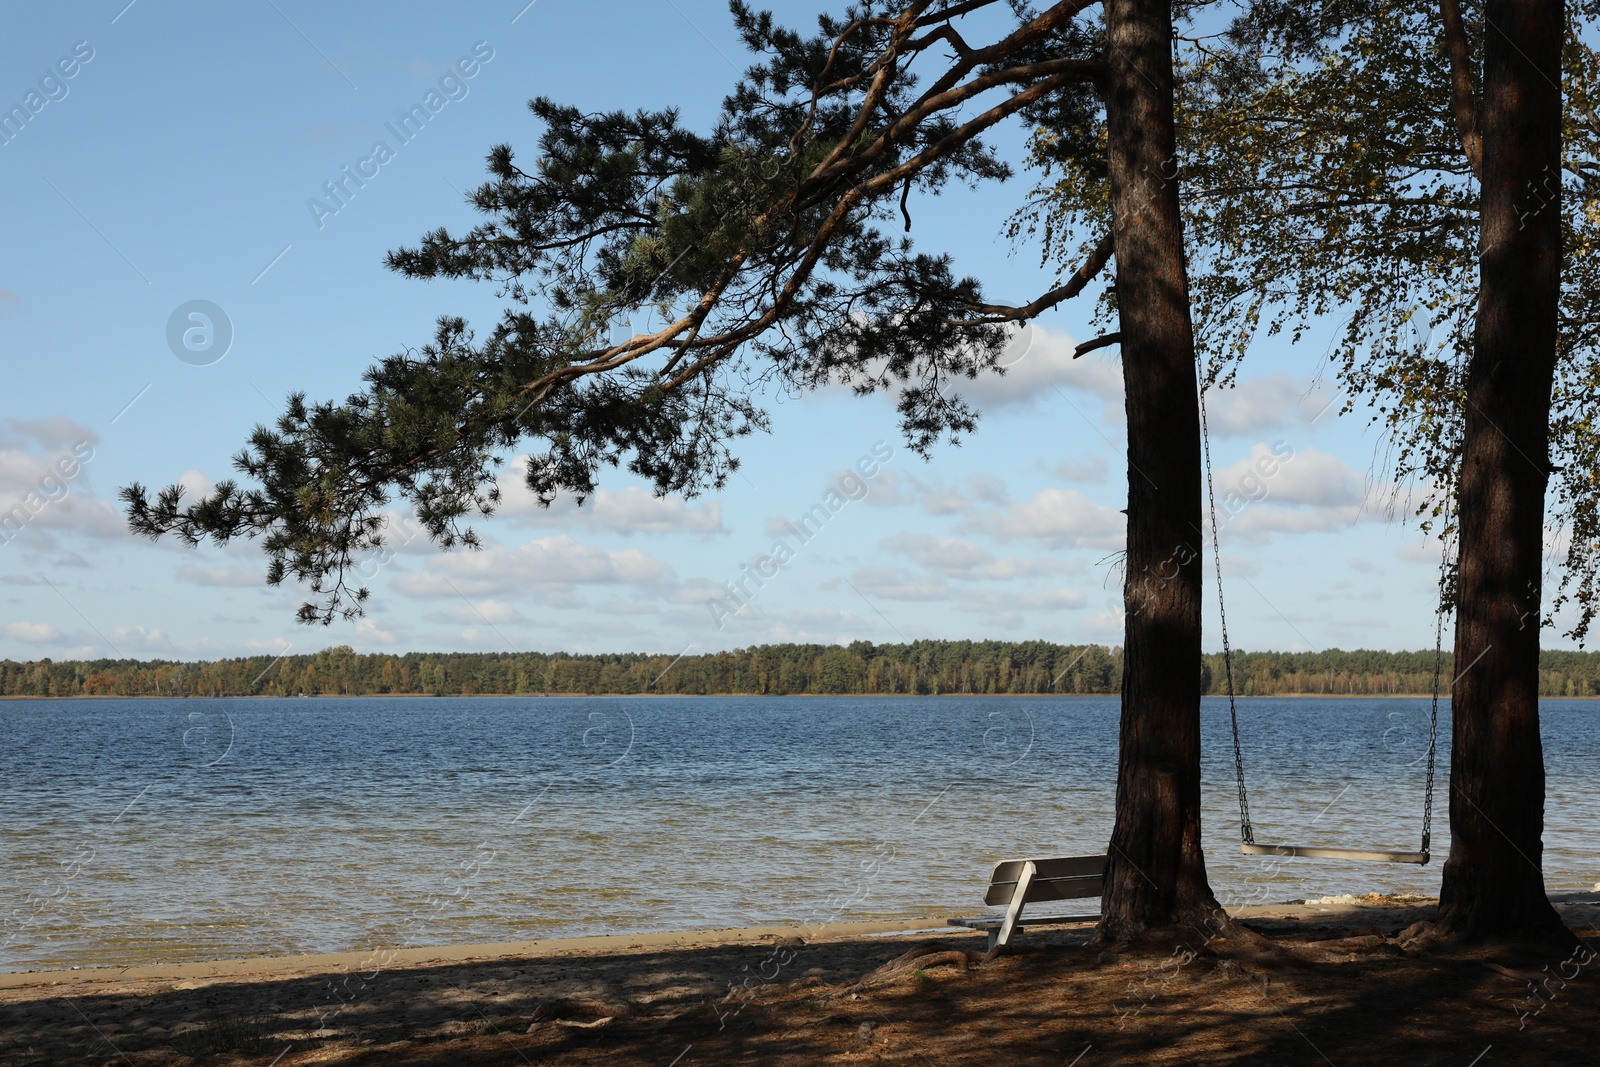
[0,0,1566,661]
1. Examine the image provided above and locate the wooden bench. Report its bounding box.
[948,854,1105,951]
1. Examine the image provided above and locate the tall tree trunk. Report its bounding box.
[1098,0,1221,940]
[1435,0,1569,944]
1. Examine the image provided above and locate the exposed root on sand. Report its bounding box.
[850,941,985,989]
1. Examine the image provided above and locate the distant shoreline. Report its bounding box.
[7,643,1595,700]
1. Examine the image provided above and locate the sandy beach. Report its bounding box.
[3,894,1597,1065]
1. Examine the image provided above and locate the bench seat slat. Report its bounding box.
[983,873,1103,906]
[990,855,1106,882]
[949,913,1100,932]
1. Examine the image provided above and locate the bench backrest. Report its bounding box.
[984,854,1106,906]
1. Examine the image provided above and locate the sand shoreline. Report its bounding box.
[21,895,1597,993]
[0,917,954,990]
[5,895,1598,1066]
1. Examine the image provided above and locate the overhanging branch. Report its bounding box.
[954,231,1115,322]
[1073,331,1121,357]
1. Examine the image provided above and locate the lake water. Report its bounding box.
[2,696,1595,971]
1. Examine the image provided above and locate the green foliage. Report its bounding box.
[1017,1,1600,641]
[5,642,1598,698]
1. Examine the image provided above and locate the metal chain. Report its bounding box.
[1197,365,1253,845]
[1421,494,1452,855]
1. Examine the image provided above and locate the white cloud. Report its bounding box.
[1215,444,1365,509]
[361,511,437,557]
[0,452,47,495]
[175,468,215,500]
[849,469,972,516]
[880,532,1075,582]
[1203,374,1344,435]
[848,566,951,601]
[1225,506,1362,541]
[852,469,920,510]
[710,606,894,644]
[585,486,724,535]
[1211,445,1387,543]
[592,598,664,617]
[352,618,399,644]
[1081,607,1126,639]
[0,450,96,495]
[0,429,123,543]
[975,488,1126,550]
[4,415,98,452]
[968,473,1009,505]
[395,535,677,599]
[956,326,1123,408]
[423,599,527,625]
[463,598,522,624]
[496,460,723,536]
[960,586,1088,615]
[108,625,174,652]
[25,498,125,540]
[919,485,972,516]
[177,562,262,587]
[812,323,1118,412]
[973,556,1081,580]
[758,463,901,533]
[3,621,61,643]
[663,576,734,606]
[884,532,993,574]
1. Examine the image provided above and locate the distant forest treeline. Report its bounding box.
[3,642,1600,698]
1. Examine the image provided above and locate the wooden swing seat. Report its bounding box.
[1239,843,1430,864]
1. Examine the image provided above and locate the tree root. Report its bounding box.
[527,995,634,1027]
[1094,904,1282,959]
[852,941,980,988]
[1431,912,1584,954]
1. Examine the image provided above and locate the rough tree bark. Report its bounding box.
[1435,0,1570,944]
[1097,0,1223,940]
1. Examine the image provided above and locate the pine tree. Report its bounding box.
[121,0,1237,938]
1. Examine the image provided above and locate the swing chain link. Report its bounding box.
[1421,496,1452,856]
[1198,366,1254,845]
[1422,622,1442,854]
